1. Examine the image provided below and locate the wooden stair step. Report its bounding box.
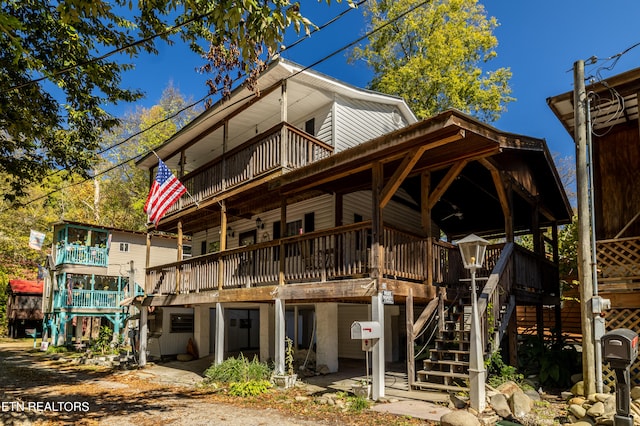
[425,359,469,367]
[412,381,470,392]
[417,370,469,380]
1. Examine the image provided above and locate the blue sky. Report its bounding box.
[111,1,640,160]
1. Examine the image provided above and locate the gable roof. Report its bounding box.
[137,58,417,171]
[8,279,43,295]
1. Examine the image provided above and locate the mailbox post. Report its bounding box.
[602,328,639,426]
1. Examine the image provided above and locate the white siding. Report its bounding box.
[148,307,194,357]
[195,194,335,252]
[343,191,423,235]
[293,103,333,146]
[334,95,409,152]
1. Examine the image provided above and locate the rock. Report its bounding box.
[594,393,611,402]
[440,410,481,426]
[569,404,587,418]
[572,421,595,426]
[450,394,469,409]
[509,391,532,418]
[631,386,640,401]
[561,391,574,400]
[524,389,541,401]
[497,381,521,398]
[603,395,616,416]
[294,396,309,402]
[569,397,587,406]
[316,364,330,375]
[572,381,585,397]
[587,401,605,417]
[490,393,512,418]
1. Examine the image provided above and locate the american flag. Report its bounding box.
[143,159,187,225]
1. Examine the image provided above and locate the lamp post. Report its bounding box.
[458,234,489,412]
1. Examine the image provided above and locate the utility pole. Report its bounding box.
[574,59,596,396]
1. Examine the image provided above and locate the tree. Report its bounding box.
[0,0,346,199]
[351,0,513,121]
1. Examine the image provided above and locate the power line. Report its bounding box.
[9,0,427,212]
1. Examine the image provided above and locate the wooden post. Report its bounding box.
[371,162,383,284]
[176,220,183,293]
[280,80,288,169]
[279,199,286,286]
[574,59,596,396]
[145,232,151,295]
[218,201,227,291]
[406,288,415,388]
[552,223,562,344]
[421,171,434,295]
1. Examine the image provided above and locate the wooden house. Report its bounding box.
[548,67,640,385]
[7,279,43,338]
[44,221,193,356]
[137,59,572,394]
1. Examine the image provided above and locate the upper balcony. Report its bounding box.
[164,122,333,217]
[55,243,108,267]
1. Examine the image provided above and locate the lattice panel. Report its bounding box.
[597,238,640,279]
[602,308,640,386]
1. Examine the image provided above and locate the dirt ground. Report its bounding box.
[0,340,434,426]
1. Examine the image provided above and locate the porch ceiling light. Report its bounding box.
[255,217,264,229]
[457,234,489,271]
[226,226,234,238]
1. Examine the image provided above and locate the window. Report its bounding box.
[119,243,129,253]
[305,118,316,136]
[183,244,192,259]
[170,314,194,333]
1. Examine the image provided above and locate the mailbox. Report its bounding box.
[351,321,381,340]
[603,328,639,367]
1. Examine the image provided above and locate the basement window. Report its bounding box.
[170,314,194,333]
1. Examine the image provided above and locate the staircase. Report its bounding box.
[415,298,471,392]
[410,243,519,393]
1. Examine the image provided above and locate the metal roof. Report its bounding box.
[547,67,640,137]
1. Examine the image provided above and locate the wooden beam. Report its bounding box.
[218,201,227,291]
[480,158,513,242]
[380,147,427,208]
[412,296,439,336]
[427,160,468,210]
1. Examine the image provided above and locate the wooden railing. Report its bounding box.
[597,236,640,291]
[54,289,124,310]
[55,243,108,267]
[165,122,333,215]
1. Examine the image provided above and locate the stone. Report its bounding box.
[569,404,587,418]
[524,389,541,401]
[631,386,640,401]
[294,396,309,402]
[572,381,585,397]
[603,395,616,415]
[316,364,330,375]
[561,391,574,400]
[587,401,605,417]
[572,421,595,426]
[440,410,481,426]
[450,394,469,409]
[569,397,587,406]
[497,381,521,398]
[509,391,532,418]
[594,393,611,402]
[489,393,512,418]
[176,353,194,362]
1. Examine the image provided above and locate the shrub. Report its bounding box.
[348,395,370,412]
[204,354,272,384]
[518,334,581,388]
[486,350,525,388]
[228,380,272,397]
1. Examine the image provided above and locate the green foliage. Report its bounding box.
[204,354,272,384]
[0,1,347,200]
[518,335,581,389]
[348,395,371,412]
[485,350,525,388]
[46,345,69,354]
[91,326,115,355]
[228,379,272,397]
[352,0,513,122]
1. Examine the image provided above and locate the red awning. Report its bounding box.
[8,279,43,295]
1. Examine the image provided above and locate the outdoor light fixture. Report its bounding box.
[226,226,234,238]
[457,233,489,412]
[255,217,264,230]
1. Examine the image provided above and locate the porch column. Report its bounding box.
[219,201,227,291]
[280,80,288,169]
[316,303,338,373]
[75,316,83,344]
[274,298,286,374]
[259,304,270,362]
[371,162,383,283]
[194,305,210,358]
[215,303,225,364]
[139,306,148,367]
[371,294,385,400]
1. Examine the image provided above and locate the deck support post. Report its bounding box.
[274,298,286,374]
[215,303,225,364]
[406,289,415,389]
[469,269,486,412]
[139,307,148,367]
[372,294,385,400]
